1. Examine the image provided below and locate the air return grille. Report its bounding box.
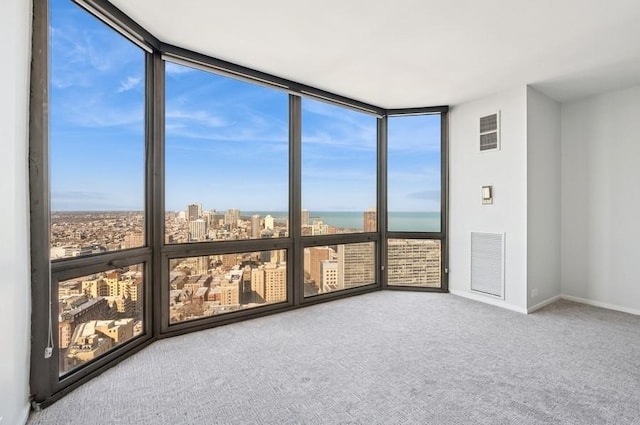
[470,232,504,298]
[479,112,500,151]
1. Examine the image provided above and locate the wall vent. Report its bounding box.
[470,232,505,298]
[479,112,500,151]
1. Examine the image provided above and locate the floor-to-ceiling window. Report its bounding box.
[30,0,153,399]
[163,61,291,326]
[301,98,379,298]
[386,112,447,289]
[30,0,447,406]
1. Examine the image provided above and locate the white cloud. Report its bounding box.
[118,76,142,93]
[166,108,228,128]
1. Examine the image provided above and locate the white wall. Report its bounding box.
[561,85,640,314]
[449,87,529,313]
[526,87,561,309]
[0,0,32,424]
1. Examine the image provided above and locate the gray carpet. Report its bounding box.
[28,292,640,425]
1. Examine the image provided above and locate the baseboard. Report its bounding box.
[449,289,528,314]
[527,295,561,313]
[560,295,640,317]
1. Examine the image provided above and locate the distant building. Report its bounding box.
[220,283,239,305]
[225,209,240,229]
[264,214,274,231]
[270,249,286,264]
[321,259,339,293]
[124,232,144,249]
[312,220,329,235]
[252,263,286,303]
[64,319,134,372]
[301,209,310,226]
[363,208,377,232]
[338,243,375,289]
[187,203,202,221]
[387,239,441,287]
[189,219,207,241]
[251,214,261,238]
[306,246,333,289]
[196,256,209,275]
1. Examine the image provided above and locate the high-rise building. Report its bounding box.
[338,243,375,289]
[264,264,286,303]
[225,209,240,229]
[270,249,286,264]
[220,283,239,305]
[264,214,274,231]
[189,219,207,241]
[321,259,339,293]
[306,246,333,288]
[387,239,441,287]
[251,214,261,238]
[301,209,310,226]
[196,256,209,275]
[124,232,144,249]
[187,203,202,222]
[252,264,286,303]
[312,220,329,235]
[363,208,377,232]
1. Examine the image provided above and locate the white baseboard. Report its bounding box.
[527,295,561,313]
[560,295,640,316]
[449,289,528,314]
[450,291,640,317]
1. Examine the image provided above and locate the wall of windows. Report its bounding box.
[30,0,447,406]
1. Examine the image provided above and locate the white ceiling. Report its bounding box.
[109,0,640,108]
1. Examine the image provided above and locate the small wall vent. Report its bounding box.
[470,232,505,298]
[479,112,500,151]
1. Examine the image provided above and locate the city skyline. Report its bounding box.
[50,0,442,213]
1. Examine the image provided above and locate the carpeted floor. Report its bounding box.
[28,292,640,425]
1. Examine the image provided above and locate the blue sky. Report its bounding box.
[50,0,441,213]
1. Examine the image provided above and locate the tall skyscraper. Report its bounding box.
[264,214,274,231]
[301,209,310,226]
[187,203,202,222]
[363,208,377,232]
[225,208,240,229]
[189,219,207,241]
[251,214,261,238]
[338,243,375,289]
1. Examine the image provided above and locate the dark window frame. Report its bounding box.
[384,110,449,292]
[29,0,448,407]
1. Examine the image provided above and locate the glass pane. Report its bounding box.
[50,0,145,259]
[387,239,441,288]
[302,98,377,235]
[169,250,287,323]
[387,114,441,232]
[59,264,145,375]
[304,242,375,297]
[165,62,289,243]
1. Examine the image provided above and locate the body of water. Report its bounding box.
[244,211,441,232]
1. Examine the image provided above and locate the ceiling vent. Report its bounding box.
[470,232,505,299]
[479,111,500,151]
